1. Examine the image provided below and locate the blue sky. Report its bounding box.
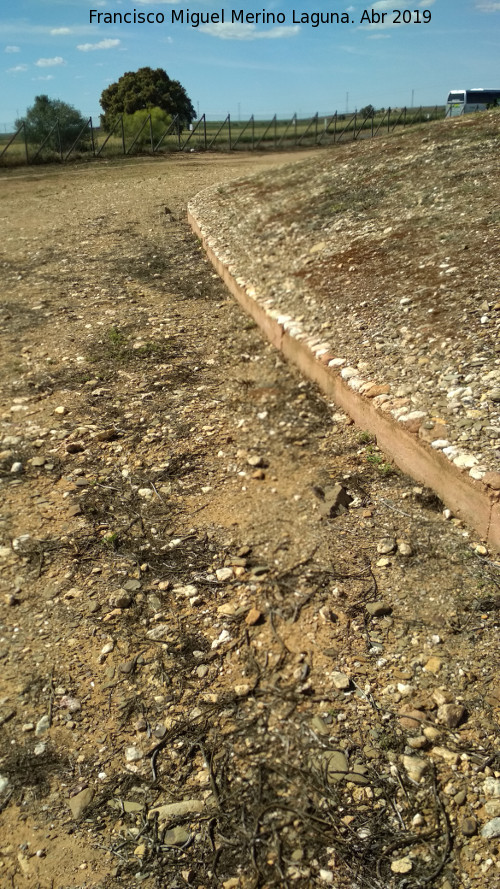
[1,1,499,129]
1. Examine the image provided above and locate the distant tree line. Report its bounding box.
[15,67,196,149]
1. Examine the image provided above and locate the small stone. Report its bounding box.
[110,591,132,609]
[247,455,267,468]
[484,778,500,798]
[163,827,191,846]
[397,542,412,556]
[398,708,426,730]
[331,671,350,690]
[0,775,9,793]
[322,750,349,783]
[398,411,427,433]
[453,453,478,469]
[481,817,500,839]
[485,801,500,817]
[431,747,459,766]
[437,703,467,728]
[432,689,453,706]
[461,817,477,837]
[317,483,353,517]
[402,755,428,782]
[66,442,85,454]
[454,790,467,806]
[10,462,22,474]
[35,715,50,737]
[196,665,209,679]
[245,607,263,626]
[133,844,146,858]
[391,855,413,874]
[377,538,396,554]
[215,567,233,582]
[423,657,442,674]
[391,857,412,874]
[101,642,114,656]
[149,799,205,820]
[68,787,94,819]
[364,383,391,398]
[124,746,143,763]
[366,601,392,618]
[54,406,67,415]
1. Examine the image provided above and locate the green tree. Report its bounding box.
[359,104,375,119]
[122,108,172,149]
[100,67,195,131]
[15,95,89,152]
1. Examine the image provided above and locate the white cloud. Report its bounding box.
[8,64,28,72]
[51,27,72,35]
[475,1,500,9]
[77,39,121,51]
[5,45,20,53]
[36,56,65,67]
[200,22,300,39]
[35,75,54,81]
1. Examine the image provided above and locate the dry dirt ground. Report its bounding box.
[0,148,499,889]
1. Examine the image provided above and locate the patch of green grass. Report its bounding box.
[364,445,394,476]
[101,531,120,550]
[357,431,375,445]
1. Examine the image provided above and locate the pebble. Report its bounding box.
[68,787,94,819]
[437,703,467,728]
[215,567,233,582]
[484,778,500,798]
[149,799,205,820]
[124,746,143,763]
[101,642,114,656]
[366,601,392,618]
[402,755,428,782]
[331,671,351,690]
[35,715,50,737]
[431,747,459,766]
[109,592,133,609]
[461,817,477,837]
[391,857,412,874]
[481,818,500,839]
[245,607,262,626]
[321,750,348,783]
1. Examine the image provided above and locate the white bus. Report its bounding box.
[446,88,500,117]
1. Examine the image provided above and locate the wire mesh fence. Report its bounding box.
[0,106,446,167]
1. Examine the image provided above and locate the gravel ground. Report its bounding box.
[189,111,500,481]
[0,149,499,889]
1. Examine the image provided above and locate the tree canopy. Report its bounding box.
[15,95,89,151]
[100,67,196,131]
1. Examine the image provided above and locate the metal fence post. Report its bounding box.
[23,123,29,164]
[121,116,125,154]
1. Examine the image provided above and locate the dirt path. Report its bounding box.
[0,153,499,889]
